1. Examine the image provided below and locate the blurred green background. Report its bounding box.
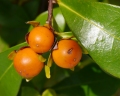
[0,0,48,50]
[1,0,120,96]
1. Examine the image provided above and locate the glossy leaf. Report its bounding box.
[0,42,27,96]
[58,0,120,78]
[53,7,66,32]
[28,7,66,32]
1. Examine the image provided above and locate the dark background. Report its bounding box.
[0,0,48,47]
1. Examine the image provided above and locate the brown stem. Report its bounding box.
[46,0,53,26]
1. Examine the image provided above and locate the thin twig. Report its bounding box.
[46,0,53,26]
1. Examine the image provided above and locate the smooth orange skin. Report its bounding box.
[52,39,82,69]
[13,48,44,79]
[28,26,54,53]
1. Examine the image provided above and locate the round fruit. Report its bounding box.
[28,26,54,53]
[13,47,44,79]
[52,39,82,69]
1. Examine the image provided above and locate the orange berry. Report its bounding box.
[13,47,44,79]
[28,26,54,53]
[52,39,82,69]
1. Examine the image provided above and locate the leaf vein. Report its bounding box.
[0,63,13,81]
[59,2,120,41]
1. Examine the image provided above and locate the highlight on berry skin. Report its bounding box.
[13,47,44,79]
[52,39,82,69]
[27,25,55,53]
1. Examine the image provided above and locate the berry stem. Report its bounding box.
[46,0,53,26]
[79,58,93,69]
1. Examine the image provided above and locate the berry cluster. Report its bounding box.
[8,22,82,81]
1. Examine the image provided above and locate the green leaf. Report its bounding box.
[53,64,120,96]
[28,11,48,31]
[53,7,66,32]
[58,0,120,78]
[21,86,41,96]
[42,89,56,96]
[0,37,8,52]
[81,85,97,96]
[28,7,66,32]
[44,65,70,88]
[31,69,46,92]
[0,42,27,96]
